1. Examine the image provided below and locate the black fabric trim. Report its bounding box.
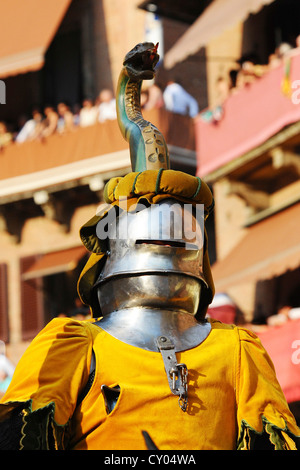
[0,405,24,450]
[76,369,95,406]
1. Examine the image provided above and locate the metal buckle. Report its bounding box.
[156,335,188,412]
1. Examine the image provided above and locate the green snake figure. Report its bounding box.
[116,42,170,172]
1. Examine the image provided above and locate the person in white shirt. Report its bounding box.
[97,89,117,123]
[79,99,98,127]
[15,109,43,143]
[0,341,15,394]
[163,80,199,118]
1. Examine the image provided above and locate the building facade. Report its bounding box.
[0,0,201,364]
[187,0,300,416]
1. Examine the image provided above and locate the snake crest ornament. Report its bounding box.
[116,42,170,171]
[97,43,211,413]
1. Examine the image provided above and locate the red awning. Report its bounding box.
[256,319,300,403]
[22,246,87,281]
[0,0,71,78]
[212,203,300,290]
[207,305,236,324]
[207,293,236,323]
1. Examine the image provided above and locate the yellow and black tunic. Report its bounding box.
[0,317,299,450]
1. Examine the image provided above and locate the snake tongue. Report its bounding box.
[149,42,159,62]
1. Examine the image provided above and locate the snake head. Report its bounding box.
[123,42,159,81]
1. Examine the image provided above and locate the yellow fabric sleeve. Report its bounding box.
[0,318,95,449]
[236,327,300,449]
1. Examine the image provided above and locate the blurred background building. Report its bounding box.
[0,0,300,417]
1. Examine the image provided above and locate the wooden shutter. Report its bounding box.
[20,255,44,341]
[0,263,9,343]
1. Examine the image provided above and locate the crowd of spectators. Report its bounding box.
[229,40,300,95]
[0,80,200,150]
[0,88,118,149]
[0,81,199,150]
[200,37,300,124]
[2,37,300,147]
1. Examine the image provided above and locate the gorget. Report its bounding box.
[94,307,211,352]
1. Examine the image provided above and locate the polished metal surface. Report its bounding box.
[97,200,206,286]
[112,200,204,248]
[97,273,201,317]
[94,307,211,352]
[94,200,208,347]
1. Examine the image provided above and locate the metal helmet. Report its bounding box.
[94,198,206,317]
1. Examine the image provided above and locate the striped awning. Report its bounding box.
[212,203,300,290]
[0,0,71,78]
[164,0,275,68]
[22,246,87,281]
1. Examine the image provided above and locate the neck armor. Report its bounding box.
[94,199,211,352]
[95,308,211,352]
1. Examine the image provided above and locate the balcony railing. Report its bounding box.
[0,109,195,181]
[0,109,195,201]
[195,51,300,178]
